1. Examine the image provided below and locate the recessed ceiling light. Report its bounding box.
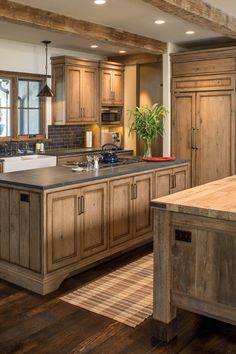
[119,50,127,54]
[154,20,165,25]
[185,30,195,35]
[94,0,106,4]
[91,45,99,48]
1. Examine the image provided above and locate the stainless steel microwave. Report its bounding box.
[101,107,122,125]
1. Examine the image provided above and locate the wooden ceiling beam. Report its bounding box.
[142,0,236,38]
[108,53,162,65]
[0,0,167,54]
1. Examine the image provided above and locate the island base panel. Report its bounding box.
[152,208,236,342]
[153,318,177,343]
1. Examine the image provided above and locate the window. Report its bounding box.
[0,72,45,141]
[0,78,11,138]
[18,80,42,136]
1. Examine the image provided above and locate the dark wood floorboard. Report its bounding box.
[0,244,235,354]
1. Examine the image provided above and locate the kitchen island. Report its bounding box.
[151,176,236,342]
[0,160,189,294]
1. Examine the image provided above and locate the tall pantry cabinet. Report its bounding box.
[171,48,236,187]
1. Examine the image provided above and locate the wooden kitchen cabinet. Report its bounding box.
[47,182,108,270]
[171,49,236,187]
[52,56,98,125]
[172,89,234,186]
[110,172,154,247]
[47,189,80,271]
[0,163,2,173]
[155,164,189,198]
[79,182,108,259]
[133,172,153,239]
[109,177,133,247]
[100,61,124,105]
[0,188,41,272]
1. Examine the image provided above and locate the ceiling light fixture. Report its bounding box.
[154,20,165,25]
[94,0,106,4]
[37,41,55,98]
[185,30,195,35]
[91,45,99,48]
[119,50,127,54]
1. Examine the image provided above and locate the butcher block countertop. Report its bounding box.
[151,175,236,222]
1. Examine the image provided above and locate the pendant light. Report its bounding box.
[37,40,55,97]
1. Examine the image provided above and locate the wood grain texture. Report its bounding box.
[133,172,154,238]
[195,90,234,185]
[0,188,10,261]
[152,175,236,221]
[80,182,108,259]
[142,0,236,38]
[153,199,236,340]
[47,189,80,272]
[172,60,235,187]
[109,177,133,247]
[100,63,124,105]
[0,0,166,53]
[108,53,162,65]
[2,245,233,354]
[153,210,176,324]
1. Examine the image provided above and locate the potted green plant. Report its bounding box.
[129,103,168,158]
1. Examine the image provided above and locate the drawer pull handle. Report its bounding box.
[20,193,30,203]
[175,229,192,243]
[81,196,85,214]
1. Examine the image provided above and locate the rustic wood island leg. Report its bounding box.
[153,209,177,342]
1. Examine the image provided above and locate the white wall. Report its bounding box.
[162,43,185,156]
[0,39,105,129]
[124,65,137,154]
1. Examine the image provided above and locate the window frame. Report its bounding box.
[0,71,46,142]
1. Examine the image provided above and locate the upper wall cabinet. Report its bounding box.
[100,61,124,105]
[51,56,99,125]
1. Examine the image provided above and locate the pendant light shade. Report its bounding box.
[37,40,55,98]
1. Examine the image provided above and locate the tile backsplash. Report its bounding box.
[46,125,86,150]
[0,125,86,154]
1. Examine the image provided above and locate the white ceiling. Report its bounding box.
[1,0,236,56]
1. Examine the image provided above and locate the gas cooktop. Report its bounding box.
[64,157,141,169]
[99,158,141,169]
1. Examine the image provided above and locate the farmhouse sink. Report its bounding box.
[2,154,57,173]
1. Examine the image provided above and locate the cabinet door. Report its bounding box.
[80,183,108,259]
[172,165,189,193]
[101,69,113,105]
[66,66,82,123]
[52,65,66,125]
[155,169,172,198]
[196,91,234,185]
[110,177,133,247]
[82,68,98,123]
[133,173,153,239]
[172,92,196,186]
[47,189,80,271]
[112,71,124,105]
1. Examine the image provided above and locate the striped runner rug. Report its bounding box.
[61,253,153,327]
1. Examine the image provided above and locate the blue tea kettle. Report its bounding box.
[101,144,119,163]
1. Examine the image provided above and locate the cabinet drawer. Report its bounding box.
[172,58,236,77]
[172,74,235,92]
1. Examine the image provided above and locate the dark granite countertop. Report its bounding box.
[0,160,189,190]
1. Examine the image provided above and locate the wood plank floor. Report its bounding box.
[0,245,235,354]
